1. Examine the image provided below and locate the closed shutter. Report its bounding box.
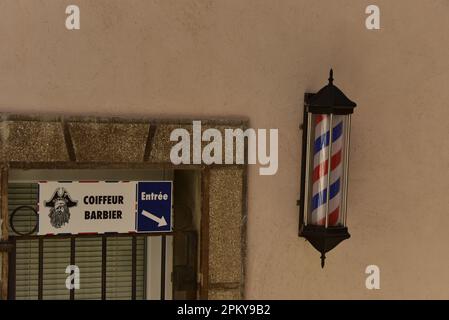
[8,183,146,300]
[9,183,39,300]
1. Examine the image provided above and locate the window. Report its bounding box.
[0,117,246,300]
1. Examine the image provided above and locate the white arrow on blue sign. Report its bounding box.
[136,181,172,232]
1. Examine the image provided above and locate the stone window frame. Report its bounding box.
[0,114,248,300]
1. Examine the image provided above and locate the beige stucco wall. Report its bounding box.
[1,0,449,299]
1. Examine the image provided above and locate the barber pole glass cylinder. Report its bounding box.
[307,113,349,227]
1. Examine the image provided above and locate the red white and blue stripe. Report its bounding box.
[310,114,344,226]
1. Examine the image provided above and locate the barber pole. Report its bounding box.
[298,69,356,267]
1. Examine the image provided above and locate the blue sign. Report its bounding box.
[136,181,172,232]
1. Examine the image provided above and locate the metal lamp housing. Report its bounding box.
[299,70,357,267]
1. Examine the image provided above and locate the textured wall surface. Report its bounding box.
[208,168,243,296]
[69,122,149,162]
[4,121,69,162]
[1,0,449,299]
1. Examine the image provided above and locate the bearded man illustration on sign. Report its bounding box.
[45,187,78,228]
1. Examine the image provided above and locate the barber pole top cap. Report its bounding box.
[306,69,357,115]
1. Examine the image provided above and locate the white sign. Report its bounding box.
[38,181,136,235]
